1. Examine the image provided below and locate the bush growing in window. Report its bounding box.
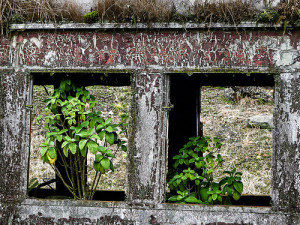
[36,79,127,200]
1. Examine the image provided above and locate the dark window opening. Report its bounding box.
[167,73,274,206]
[28,72,131,201]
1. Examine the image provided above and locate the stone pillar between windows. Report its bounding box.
[0,70,30,223]
[272,72,300,214]
[127,71,168,205]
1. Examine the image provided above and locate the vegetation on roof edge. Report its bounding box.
[1,0,299,35]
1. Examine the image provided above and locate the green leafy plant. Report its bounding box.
[168,136,243,205]
[37,79,127,200]
[83,11,99,23]
[219,168,243,202]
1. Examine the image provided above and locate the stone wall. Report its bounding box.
[0,23,299,224]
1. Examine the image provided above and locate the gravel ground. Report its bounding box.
[29,85,272,195]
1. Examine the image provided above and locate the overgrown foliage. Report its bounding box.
[36,79,127,200]
[194,0,257,25]
[167,136,243,205]
[257,0,300,31]
[1,0,299,34]
[0,0,83,34]
[97,0,173,23]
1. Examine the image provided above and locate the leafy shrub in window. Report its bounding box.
[168,136,243,204]
[37,79,127,200]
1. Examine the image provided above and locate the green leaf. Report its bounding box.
[69,143,77,154]
[226,186,233,196]
[177,195,183,201]
[79,139,88,150]
[105,126,113,132]
[212,194,218,201]
[82,121,89,127]
[100,158,110,170]
[57,135,62,142]
[200,187,209,202]
[80,146,87,157]
[68,120,72,126]
[212,182,219,191]
[98,146,106,153]
[99,164,105,174]
[96,124,104,131]
[90,120,96,128]
[47,148,56,159]
[105,132,115,145]
[63,145,69,157]
[91,134,101,140]
[173,155,180,159]
[64,136,72,142]
[185,196,199,203]
[99,130,105,140]
[232,190,241,201]
[104,118,112,125]
[94,162,100,172]
[87,141,98,154]
[233,182,243,194]
[87,128,94,136]
[195,180,200,186]
[168,196,178,202]
[40,147,47,156]
[121,145,127,152]
[75,126,82,133]
[95,154,104,162]
[109,162,114,172]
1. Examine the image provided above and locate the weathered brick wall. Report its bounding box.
[0,24,299,224]
[9,30,299,71]
[0,37,11,67]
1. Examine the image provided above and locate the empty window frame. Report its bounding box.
[167,73,274,206]
[28,72,131,201]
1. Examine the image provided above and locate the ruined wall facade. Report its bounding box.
[0,23,299,224]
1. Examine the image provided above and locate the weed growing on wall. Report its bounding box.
[0,0,83,34]
[36,79,127,200]
[194,0,257,25]
[257,0,300,33]
[168,136,243,205]
[1,0,299,34]
[97,0,173,23]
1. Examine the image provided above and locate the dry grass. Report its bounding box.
[0,0,83,34]
[277,0,300,22]
[194,0,258,25]
[201,87,273,195]
[1,0,299,33]
[97,0,173,23]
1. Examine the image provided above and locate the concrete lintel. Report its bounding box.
[16,199,297,224]
[10,22,287,31]
[10,66,280,75]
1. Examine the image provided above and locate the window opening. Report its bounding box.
[28,73,131,201]
[167,73,274,206]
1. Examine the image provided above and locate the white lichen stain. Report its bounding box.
[44,51,57,66]
[134,75,162,188]
[30,37,42,49]
[279,73,300,144]
[274,37,297,67]
[135,94,157,187]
